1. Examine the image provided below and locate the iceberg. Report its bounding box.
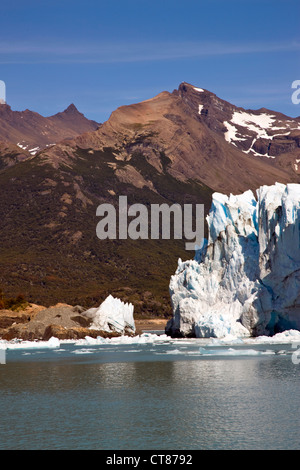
[166,183,300,338]
[83,295,135,335]
[0,337,60,350]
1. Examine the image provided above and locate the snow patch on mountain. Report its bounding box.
[224,121,247,145]
[222,109,300,157]
[294,159,300,171]
[231,111,277,136]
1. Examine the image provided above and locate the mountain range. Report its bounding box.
[0,82,299,317]
[0,102,100,159]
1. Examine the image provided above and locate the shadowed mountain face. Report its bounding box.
[0,140,31,170]
[0,103,100,157]
[0,82,299,316]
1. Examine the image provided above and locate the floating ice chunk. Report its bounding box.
[72,333,172,347]
[163,349,182,355]
[72,348,95,355]
[73,336,107,346]
[207,336,246,346]
[198,347,275,356]
[0,337,60,350]
[249,330,300,344]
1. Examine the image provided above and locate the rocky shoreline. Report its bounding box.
[0,303,168,341]
[0,303,124,341]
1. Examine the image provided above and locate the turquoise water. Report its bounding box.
[0,335,299,450]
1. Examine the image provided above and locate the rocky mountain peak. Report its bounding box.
[0,102,100,158]
[62,103,81,115]
[173,82,300,160]
[0,103,12,116]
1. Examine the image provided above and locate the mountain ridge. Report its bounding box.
[0,102,100,158]
[0,82,299,316]
[39,81,300,193]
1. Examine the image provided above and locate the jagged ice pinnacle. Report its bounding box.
[83,295,135,335]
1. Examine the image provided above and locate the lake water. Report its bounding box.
[0,332,300,450]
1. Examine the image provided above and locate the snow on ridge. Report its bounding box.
[294,159,300,171]
[223,121,247,145]
[29,147,40,155]
[227,111,278,143]
[222,109,300,157]
[231,111,276,132]
[223,121,237,144]
[17,143,28,150]
[193,87,204,92]
[17,143,40,155]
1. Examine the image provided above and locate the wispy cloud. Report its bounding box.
[0,40,299,64]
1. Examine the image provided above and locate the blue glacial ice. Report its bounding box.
[166,183,300,338]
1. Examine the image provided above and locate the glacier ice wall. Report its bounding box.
[166,183,300,338]
[83,295,135,335]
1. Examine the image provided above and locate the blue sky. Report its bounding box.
[0,0,299,122]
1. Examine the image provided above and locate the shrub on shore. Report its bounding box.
[0,289,29,311]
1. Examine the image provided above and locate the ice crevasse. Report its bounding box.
[166,183,300,338]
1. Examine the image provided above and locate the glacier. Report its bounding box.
[83,295,135,335]
[166,183,300,338]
